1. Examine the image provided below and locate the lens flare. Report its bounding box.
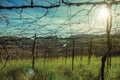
[97,6,109,20]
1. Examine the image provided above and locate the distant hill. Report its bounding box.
[0,36,33,46]
[0,34,120,46]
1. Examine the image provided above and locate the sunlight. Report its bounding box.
[97,6,109,20]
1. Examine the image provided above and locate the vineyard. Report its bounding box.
[0,35,120,80]
[0,0,120,80]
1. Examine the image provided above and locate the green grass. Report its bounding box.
[0,56,120,80]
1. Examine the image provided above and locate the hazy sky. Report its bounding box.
[0,0,120,37]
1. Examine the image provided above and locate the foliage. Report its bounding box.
[0,56,120,80]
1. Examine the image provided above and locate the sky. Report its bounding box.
[0,0,120,38]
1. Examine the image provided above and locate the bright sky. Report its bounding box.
[0,0,120,37]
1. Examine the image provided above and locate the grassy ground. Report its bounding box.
[0,56,120,80]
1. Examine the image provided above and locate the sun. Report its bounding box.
[97,6,109,20]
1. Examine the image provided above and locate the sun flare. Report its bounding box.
[97,6,109,20]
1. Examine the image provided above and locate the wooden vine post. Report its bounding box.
[32,33,36,69]
[88,38,93,65]
[72,38,75,70]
